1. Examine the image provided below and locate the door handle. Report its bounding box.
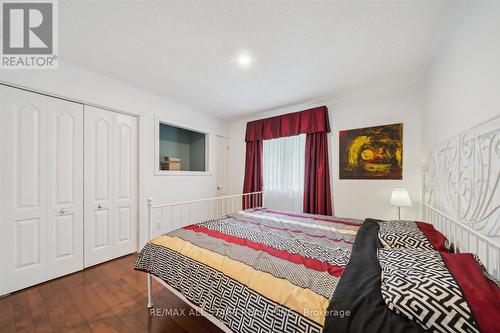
[98,203,104,209]
[60,208,67,214]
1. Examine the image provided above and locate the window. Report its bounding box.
[158,122,207,173]
[263,134,305,212]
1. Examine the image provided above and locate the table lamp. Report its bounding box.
[390,188,412,220]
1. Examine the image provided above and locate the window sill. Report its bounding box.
[155,170,212,176]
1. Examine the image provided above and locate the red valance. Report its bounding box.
[245,106,330,142]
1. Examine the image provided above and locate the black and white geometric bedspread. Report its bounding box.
[378,248,480,333]
[378,220,435,250]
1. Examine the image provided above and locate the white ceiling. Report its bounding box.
[60,0,456,119]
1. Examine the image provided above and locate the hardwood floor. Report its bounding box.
[0,254,224,333]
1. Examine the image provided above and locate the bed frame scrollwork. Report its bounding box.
[422,115,500,280]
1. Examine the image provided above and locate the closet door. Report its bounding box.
[46,98,84,279]
[0,86,48,293]
[84,106,137,267]
[0,86,84,294]
[113,114,138,258]
[84,106,114,266]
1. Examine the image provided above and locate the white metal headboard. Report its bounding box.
[422,115,500,280]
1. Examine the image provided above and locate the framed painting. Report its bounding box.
[339,123,403,179]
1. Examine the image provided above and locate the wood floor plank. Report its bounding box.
[11,291,35,333]
[25,288,52,333]
[0,297,16,333]
[1,254,224,333]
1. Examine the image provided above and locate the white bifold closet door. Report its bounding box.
[0,86,84,293]
[84,105,138,267]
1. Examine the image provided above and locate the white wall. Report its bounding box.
[0,61,228,245]
[228,83,424,221]
[227,0,500,222]
[422,1,500,156]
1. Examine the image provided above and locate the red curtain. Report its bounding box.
[243,106,332,215]
[245,106,330,141]
[242,140,263,209]
[303,132,332,215]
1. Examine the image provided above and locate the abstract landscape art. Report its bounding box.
[339,123,403,179]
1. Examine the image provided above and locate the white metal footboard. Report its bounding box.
[144,191,263,309]
[146,191,263,241]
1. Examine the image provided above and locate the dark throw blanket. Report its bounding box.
[323,219,424,333]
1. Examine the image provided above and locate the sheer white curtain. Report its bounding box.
[263,134,306,212]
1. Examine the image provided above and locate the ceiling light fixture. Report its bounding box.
[237,53,252,68]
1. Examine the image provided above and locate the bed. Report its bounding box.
[136,208,361,332]
[136,116,499,333]
[135,208,499,333]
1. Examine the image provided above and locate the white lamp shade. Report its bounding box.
[390,188,412,207]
